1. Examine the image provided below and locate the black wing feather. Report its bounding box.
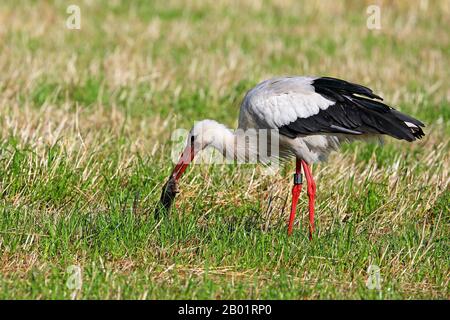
[313,77,383,100]
[278,77,425,141]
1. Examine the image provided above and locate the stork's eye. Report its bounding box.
[190,135,195,144]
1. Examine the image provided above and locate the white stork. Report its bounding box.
[158,76,425,239]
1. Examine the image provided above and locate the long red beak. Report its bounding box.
[171,142,196,181]
[156,141,197,216]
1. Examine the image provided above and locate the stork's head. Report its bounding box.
[189,119,231,151]
[156,119,232,215]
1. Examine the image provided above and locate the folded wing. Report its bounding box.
[242,76,425,142]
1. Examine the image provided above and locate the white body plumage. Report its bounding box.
[238,76,341,163]
[187,76,424,164]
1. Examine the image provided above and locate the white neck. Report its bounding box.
[193,119,270,164]
[210,127,263,163]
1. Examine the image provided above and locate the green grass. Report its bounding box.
[0,0,448,299]
[0,195,447,299]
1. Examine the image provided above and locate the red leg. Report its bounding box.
[301,160,316,240]
[287,159,303,236]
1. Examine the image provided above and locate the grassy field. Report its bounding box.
[0,0,448,299]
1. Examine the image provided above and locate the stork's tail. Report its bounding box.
[346,95,426,142]
[312,77,426,142]
[390,110,425,140]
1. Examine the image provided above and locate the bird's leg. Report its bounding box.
[287,159,303,236]
[301,160,316,240]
